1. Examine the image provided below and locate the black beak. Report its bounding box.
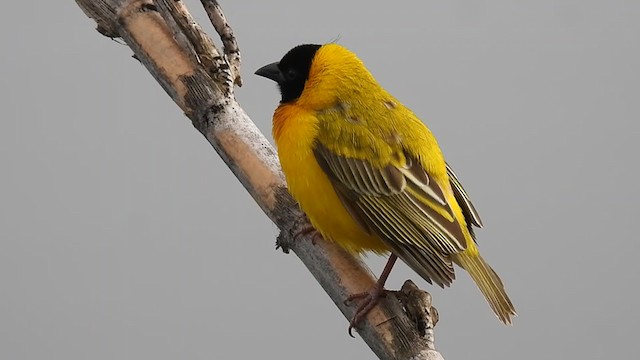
[255,62,282,83]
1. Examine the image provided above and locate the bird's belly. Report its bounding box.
[279,145,388,255]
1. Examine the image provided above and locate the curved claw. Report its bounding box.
[343,255,398,337]
[345,287,389,337]
[277,217,322,253]
[293,218,322,245]
[344,291,368,306]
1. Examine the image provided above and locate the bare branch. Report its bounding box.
[74,1,443,358]
[200,0,242,86]
[395,281,440,351]
[156,0,234,89]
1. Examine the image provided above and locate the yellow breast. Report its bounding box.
[273,104,388,254]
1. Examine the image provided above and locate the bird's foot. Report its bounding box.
[276,214,322,253]
[292,219,322,246]
[344,285,389,337]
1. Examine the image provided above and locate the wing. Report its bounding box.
[446,162,483,241]
[314,143,468,287]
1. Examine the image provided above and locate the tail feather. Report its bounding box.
[454,253,516,325]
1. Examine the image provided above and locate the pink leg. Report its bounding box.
[344,255,398,337]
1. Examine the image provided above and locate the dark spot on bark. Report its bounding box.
[140,3,157,12]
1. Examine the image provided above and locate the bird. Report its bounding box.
[255,43,516,334]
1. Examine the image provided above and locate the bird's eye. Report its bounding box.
[285,69,298,81]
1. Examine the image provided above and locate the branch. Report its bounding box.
[74,1,443,358]
[200,0,242,86]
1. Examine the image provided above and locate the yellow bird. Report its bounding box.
[256,44,515,333]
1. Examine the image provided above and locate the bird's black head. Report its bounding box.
[255,44,321,103]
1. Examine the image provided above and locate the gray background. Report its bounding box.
[1,1,638,359]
